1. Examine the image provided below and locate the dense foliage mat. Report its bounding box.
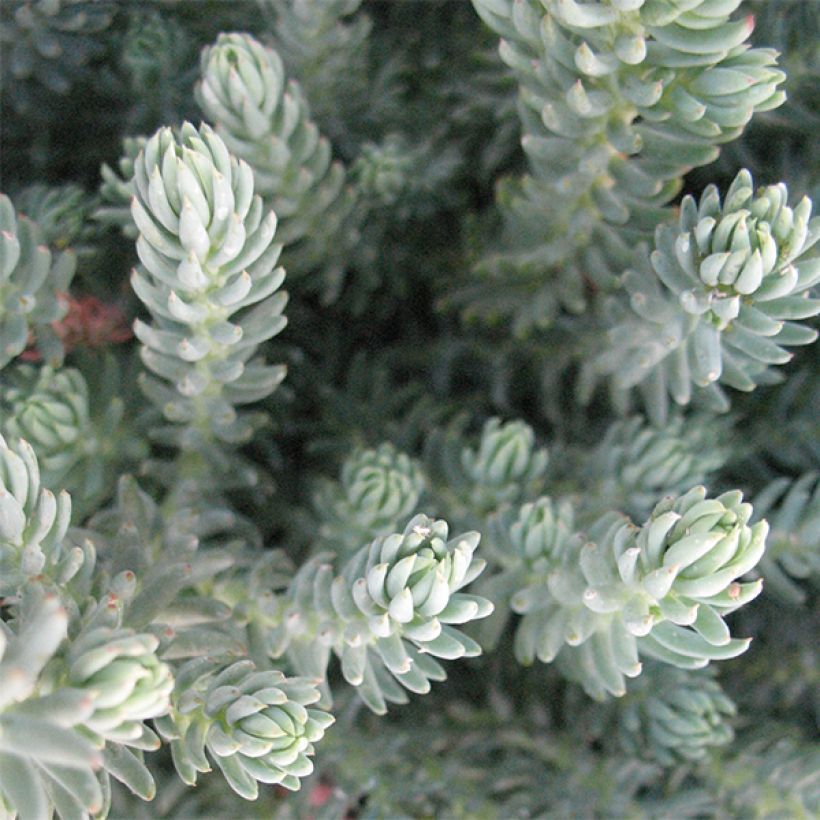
[0,1,818,817]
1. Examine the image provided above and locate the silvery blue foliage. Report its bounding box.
[0,194,75,369]
[0,363,132,512]
[426,417,550,523]
[315,442,426,556]
[0,588,105,820]
[269,514,493,714]
[196,32,353,285]
[616,663,736,765]
[14,183,96,257]
[495,487,766,699]
[588,169,820,423]
[459,0,786,332]
[130,121,288,449]
[0,433,72,597]
[156,659,333,798]
[0,438,175,817]
[1,0,817,816]
[586,414,730,518]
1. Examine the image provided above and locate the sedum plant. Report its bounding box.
[586,169,820,422]
[482,487,766,699]
[0,0,818,816]
[195,31,353,288]
[155,659,333,798]
[0,0,113,111]
[584,413,730,518]
[0,363,131,515]
[0,193,75,368]
[458,0,787,332]
[612,662,737,765]
[269,514,492,714]
[314,442,426,556]
[129,120,288,477]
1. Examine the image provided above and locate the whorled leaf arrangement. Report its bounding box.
[1,0,816,816]
[586,169,820,423]
[14,183,96,257]
[458,0,786,333]
[195,32,353,287]
[269,515,493,714]
[584,414,729,518]
[0,430,337,816]
[425,417,550,523]
[0,434,174,818]
[0,193,75,369]
[155,659,332,799]
[487,486,766,699]
[614,662,736,765]
[314,442,426,557]
[129,121,288,454]
[0,588,105,820]
[0,364,131,515]
[0,433,72,596]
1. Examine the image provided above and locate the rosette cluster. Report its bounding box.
[2,360,142,517]
[50,581,175,803]
[0,433,72,597]
[2,365,92,486]
[617,664,736,766]
[506,496,578,576]
[158,659,333,798]
[505,487,767,699]
[589,415,728,518]
[196,32,350,268]
[271,514,493,713]
[130,122,288,446]
[353,137,413,206]
[472,496,578,650]
[316,442,425,554]
[66,628,173,746]
[461,418,549,512]
[592,170,820,422]
[0,588,104,819]
[0,193,75,369]
[461,0,785,333]
[0,433,176,808]
[344,516,490,650]
[15,183,95,254]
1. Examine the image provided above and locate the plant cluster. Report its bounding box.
[1,1,818,817]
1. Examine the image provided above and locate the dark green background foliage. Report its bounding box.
[0,1,818,817]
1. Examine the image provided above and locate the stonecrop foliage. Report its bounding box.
[0,1,818,817]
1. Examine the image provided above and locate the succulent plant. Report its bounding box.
[316,442,426,554]
[591,169,820,422]
[0,193,75,369]
[157,660,333,798]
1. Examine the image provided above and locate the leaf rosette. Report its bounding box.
[158,659,333,798]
